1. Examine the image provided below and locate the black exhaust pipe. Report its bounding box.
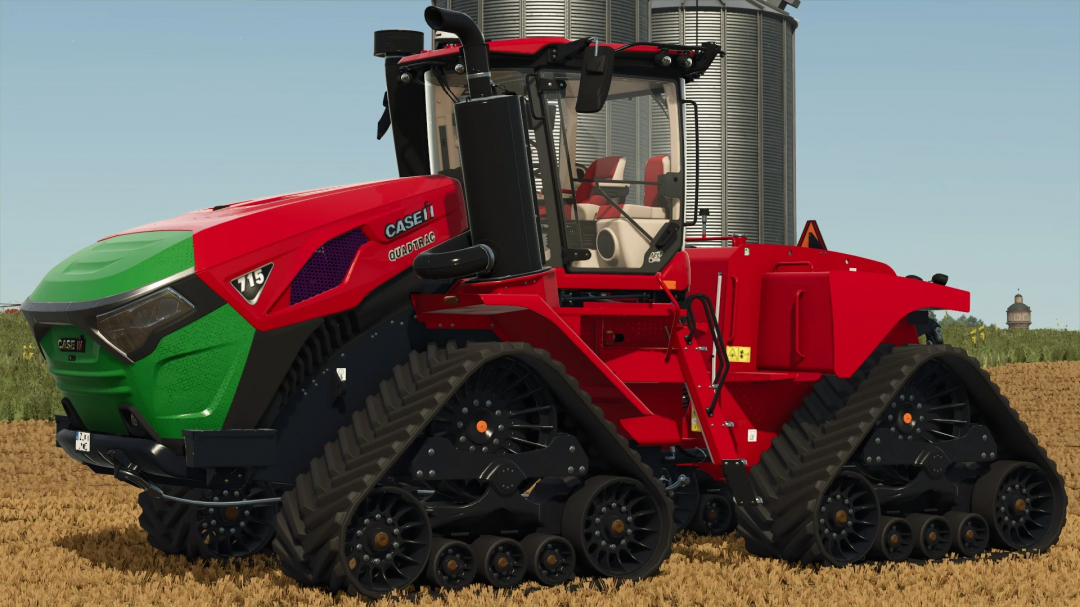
[424,7,492,99]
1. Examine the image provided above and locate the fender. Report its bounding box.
[756,270,969,377]
[412,272,682,446]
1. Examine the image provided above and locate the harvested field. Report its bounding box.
[1,362,1078,606]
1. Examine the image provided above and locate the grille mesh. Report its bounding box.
[290,229,367,305]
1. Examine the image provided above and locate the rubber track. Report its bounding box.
[271,341,674,593]
[736,344,1067,564]
[137,485,202,560]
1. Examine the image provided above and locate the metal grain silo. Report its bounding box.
[433,0,649,42]
[652,0,798,245]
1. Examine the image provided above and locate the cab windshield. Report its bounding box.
[424,66,683,272]
[536,72,682,271]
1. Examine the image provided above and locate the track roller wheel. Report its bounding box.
[425,538,476,590]
[943,511,989,557]
[521,534,576,586]
[906,514,951,559]
[870,516,914,562]
[472,536,525,588]
[663,466,699,533]
[973,460,1060,551]
[563,475,663,578]
[814,472,879,564]
[341,487,431,598]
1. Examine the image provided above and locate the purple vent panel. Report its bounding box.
[290,228,368,305]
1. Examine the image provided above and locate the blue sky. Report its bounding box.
[1,0,1077,328]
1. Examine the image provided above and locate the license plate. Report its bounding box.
[75,431,90,452]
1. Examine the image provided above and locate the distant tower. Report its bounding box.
[1006,293,1032,330]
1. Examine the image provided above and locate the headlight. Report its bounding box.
[97,287,194,355]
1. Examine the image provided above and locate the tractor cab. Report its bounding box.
[384,17,720,278]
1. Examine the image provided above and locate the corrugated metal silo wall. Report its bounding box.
[434,1,651,203]
[434,1,647,42]
[651,1,796,245]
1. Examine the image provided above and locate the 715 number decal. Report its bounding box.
[231,263,273,304]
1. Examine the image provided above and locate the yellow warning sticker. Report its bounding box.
[690,407,701,433]
[726,346,752,363]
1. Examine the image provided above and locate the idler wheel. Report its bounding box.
[521,533,576,586]
[814,472,880,564]
[341,487,431,598]
[425,538,476,590]
[870,516,914,562]
[944,511,989,557]
[189,473,277,559]
[563,475,663,578]
[906,513,951,559]
[472,535,525,588]
[973,460,1060,551]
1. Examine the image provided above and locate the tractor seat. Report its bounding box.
[596,154,670,220]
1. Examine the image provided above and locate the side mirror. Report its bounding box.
[576,45,614,113]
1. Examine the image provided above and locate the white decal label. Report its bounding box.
[336,368,347,381]
[648,250,663,264]
[75,431,90,453]
[747,429,758,443]
[388,231,436,261]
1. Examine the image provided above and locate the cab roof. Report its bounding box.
[399,38,680,64]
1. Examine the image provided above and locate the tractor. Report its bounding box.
[23,7,1065,598]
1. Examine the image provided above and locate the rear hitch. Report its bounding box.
[108,450,281,508]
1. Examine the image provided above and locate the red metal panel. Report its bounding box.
[757,272,835,373]
[620,415,680,446]
[110,176,467,332]
[830,271,968,376]
[414,292,657,418]
[755,270,969,377]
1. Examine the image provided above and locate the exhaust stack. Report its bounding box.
[414,8,545,282]
[423,7,493,99]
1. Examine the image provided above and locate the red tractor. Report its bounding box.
[26,7,1065,598]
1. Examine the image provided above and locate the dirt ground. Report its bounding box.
[2,362,1078,606]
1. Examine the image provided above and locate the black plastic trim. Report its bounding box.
[183,429,278,468]
[222,318,322,430]
[117,403,184,455]
[56,427,191,479]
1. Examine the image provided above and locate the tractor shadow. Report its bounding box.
[54,524,285,586]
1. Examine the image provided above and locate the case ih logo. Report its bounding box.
[57,336,85,353]
[384,203,435,239]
